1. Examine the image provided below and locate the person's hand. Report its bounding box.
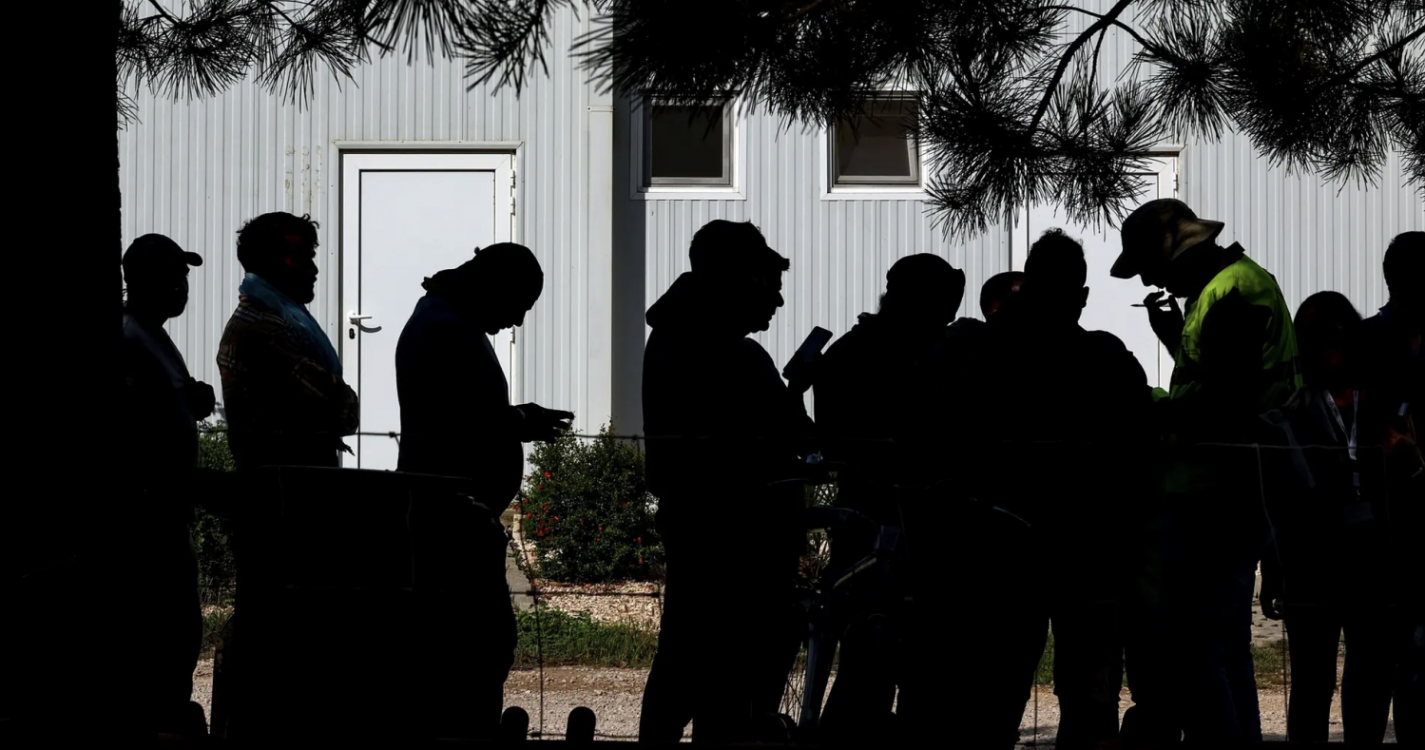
[516,403,575,442]
[785,351,822,395]
[186,378,217,421]
[1143,290,1184,351]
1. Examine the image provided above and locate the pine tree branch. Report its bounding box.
[1028,0,1137,135]
[257,0,318,43]
[1323,22,1425,91]
[1042,3,1160,56]
[146,0,178,24]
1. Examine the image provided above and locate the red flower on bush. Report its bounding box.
[636,536,642,544]
[524,513,532,519]
[543,471,551,478]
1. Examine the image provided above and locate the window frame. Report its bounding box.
[821,90,929,200]
[639,94,738,191]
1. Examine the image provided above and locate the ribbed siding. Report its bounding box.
[123,1,1423,437]
[120,8,595,428]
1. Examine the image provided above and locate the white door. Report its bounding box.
[340,152,516,470]
[1012,157,1178,389]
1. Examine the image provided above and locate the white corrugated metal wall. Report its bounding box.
[122,2,1423,441]
[613,0,1422,431]
[120,7,602,433]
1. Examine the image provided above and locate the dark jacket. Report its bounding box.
[1259,386,1394,608]
[968,307,1157,595]
[814,312,946,525]
[642,272,815,541]
[396,293,524,508]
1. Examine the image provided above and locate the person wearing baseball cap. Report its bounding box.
[1111,200,1303,746]
[120,233,214,738]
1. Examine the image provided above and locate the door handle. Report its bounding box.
[348,313,382,333]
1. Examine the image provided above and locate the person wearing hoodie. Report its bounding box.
[811,253,966,741]
[637,219,816,744]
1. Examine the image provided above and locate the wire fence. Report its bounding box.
[182,423,1417,744]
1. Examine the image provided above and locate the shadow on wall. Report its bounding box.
[612,87,648,445]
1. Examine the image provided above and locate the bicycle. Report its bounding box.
[772,469,1033,744]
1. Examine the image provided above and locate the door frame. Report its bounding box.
[338,150,517,466]
[1009,154,1179,385]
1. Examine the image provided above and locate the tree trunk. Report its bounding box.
[1,1,137,739]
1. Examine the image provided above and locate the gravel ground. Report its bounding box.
[189,662,1397,744]
[531,581,665,632]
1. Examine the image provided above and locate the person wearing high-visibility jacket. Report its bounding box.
[1109,198,1302,748]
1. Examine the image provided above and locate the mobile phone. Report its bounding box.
[783,326,834,380]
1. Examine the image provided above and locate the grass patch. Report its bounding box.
[1035,630,1056,686]
[1252,638,1289,687]
[201,605,234,658]
[513,608,659,670]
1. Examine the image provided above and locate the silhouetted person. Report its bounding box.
[947,270,1023,340]
[120,234,214,739]
[812,253,966,740]
[981,270,1026,320]
[1111,199,1300,746]
[816,253,966,526]
[639,220,815,744]
[217,212,358,473]
[1355,231,1423,745]
[972,229,1154,750]
[393,244,572,739]
[1257,291,1396,743]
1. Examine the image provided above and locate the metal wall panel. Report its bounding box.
[616,0,1422,430]
[124,1,1423,441]
[119,8,599,432]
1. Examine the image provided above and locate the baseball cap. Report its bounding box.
[123,233,202,278]
[1111,199,1224,279]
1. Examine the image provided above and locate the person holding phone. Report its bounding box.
[394,243,573,740]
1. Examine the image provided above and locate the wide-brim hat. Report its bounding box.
[1111,198,1225,279]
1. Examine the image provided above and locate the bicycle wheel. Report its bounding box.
[780,509,835,728]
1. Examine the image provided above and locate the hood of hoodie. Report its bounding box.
[646,271,754,340]
[646,273,703,330]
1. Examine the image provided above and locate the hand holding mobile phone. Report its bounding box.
[784,326,834,387]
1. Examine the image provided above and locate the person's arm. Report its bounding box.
[269,324,361,437]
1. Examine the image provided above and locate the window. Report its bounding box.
[830,97,921,187]
[644,99,734,187]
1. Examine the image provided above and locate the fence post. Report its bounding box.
[565,706,596,742]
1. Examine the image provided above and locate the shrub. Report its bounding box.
[512,608,659,669]
[195,421,237,607]
[517,424,663,584]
